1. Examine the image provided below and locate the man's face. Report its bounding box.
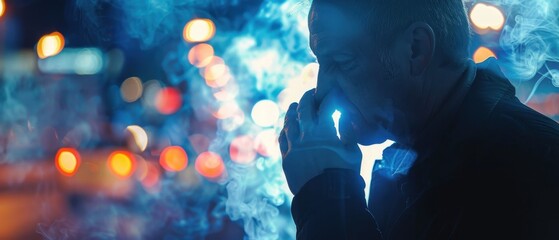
[309,1,409,145]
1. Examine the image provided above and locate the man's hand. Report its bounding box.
[279,89,362,195]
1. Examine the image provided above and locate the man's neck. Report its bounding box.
[398,59,477,153]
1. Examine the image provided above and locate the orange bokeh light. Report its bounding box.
[37,32,65,59]
[230,135,256,164]
[108,151,136,178]
[183,18,216,43]
[473,46,497,63]
[195,151,225,179]
[188,43,214,68]
[155,87,183,115]
[55,148,81,176]
[0,0,6,18]
[160,146,188,172]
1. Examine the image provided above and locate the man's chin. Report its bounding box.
[339,113,390,145]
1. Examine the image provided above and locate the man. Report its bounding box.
[278,0,559,239]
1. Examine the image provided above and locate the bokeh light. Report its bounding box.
[37,32,65,59]
[188,43,214,68]
[195,151,225,179]
[108,151,136,178]
[159,146,188,172]
[220,110,246,132]
[188,134,210,154]
[0,0,5,18]
[126,125,148,152]
[139,161,160,189]
[213,101,241,119]
[473,46,497,63]
[155,87,183,115]
[183,18,216,43]
[55,148,80,176]
[230,135,256,164]
[120,77,143,102]
[202,57,231,88]
[254,129,281,158]
[470,3,505,31]
[251,100,280,127]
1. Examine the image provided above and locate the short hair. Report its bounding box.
[366,0,471,62]
[310,0,472,62]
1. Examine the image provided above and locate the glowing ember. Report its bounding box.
[155,87,183,115]
[195,151,225,179]
[160,146,188,172]
[108,151,136,178]
[37,32,65,59]
[183,18,216,43]
[55,148,80,176]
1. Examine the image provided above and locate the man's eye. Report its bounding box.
[334,59,356,71]
[332,54,356,71]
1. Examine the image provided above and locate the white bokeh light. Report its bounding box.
[251,100,280,127]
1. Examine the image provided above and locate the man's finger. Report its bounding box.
[279,130,288,155]
[339,112,358,146]
[297,89,317,133]
[285,102,300,142]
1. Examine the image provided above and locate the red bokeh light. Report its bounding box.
[155,87,183,115]
[230,135,256,164]
[141,162,160,189]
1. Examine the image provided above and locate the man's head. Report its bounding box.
[309,0,471,145]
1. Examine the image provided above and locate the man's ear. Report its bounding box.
[404,22,435,76]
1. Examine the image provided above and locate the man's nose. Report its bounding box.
[314,66,338,105]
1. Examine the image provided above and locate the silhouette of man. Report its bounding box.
[278,0,559,239]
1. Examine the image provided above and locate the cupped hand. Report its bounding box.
[279,89,362,195]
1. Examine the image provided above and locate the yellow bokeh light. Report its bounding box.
[473,46,497,63]
[108,151,135,178]
[183,18,216,43]
[188,43,214,68]
[126,125,148,152]
[470,3,505,31]
[120,77,143,102]
[0,0,6,18]
[37,32,65,59]
[55,148,80,176]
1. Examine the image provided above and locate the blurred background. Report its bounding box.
[0,0,557,239]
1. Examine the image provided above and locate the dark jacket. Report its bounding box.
[291,66,559,239]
